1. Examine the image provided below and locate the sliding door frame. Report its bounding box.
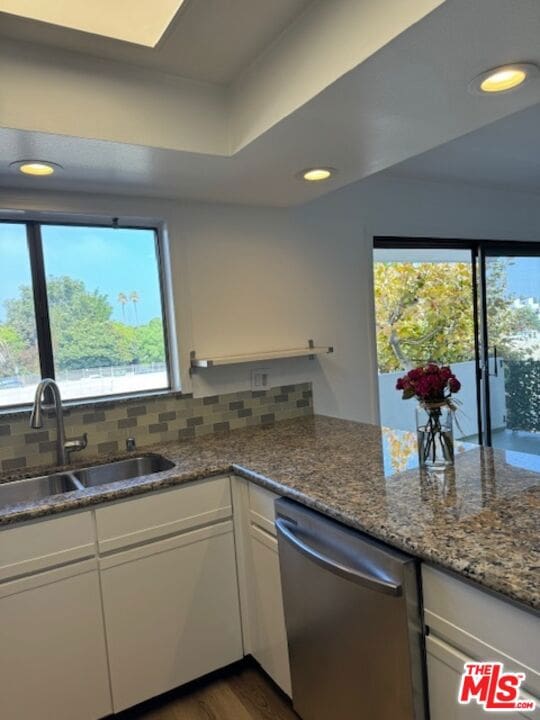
[374,237,540,447]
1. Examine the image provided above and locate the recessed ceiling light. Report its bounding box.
[10,161,63,176]
[0,0,185,47]
[469,63,538,95]
[299,168,336,182]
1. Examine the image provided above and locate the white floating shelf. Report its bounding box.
[190,340,333,370]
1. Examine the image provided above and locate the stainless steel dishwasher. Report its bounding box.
[275,498,427,720]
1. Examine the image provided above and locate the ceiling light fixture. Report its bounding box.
[469,63,538,95]
[299,167,336,182]
[10,160,62,177]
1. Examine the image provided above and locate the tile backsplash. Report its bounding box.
[0,383,312,474]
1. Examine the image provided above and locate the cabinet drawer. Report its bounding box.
[0,511,95,581]
[426,635,538,720]
[422,565,540,697]
[248,483,280,536]
[95,475,232,552]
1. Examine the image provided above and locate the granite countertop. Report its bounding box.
[1,415,538,612]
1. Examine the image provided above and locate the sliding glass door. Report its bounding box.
[482,246,540,454]
[374,239,540,456]
[373,244,479,441]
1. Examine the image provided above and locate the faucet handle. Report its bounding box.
[64,432,88,455]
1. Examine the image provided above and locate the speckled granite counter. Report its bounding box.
[1,415,538,611]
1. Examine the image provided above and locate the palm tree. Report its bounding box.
[130,291,140,325]
[117,292,128,322]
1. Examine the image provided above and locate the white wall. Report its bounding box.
[2,174,540,425]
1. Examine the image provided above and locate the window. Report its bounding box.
[0,221,170,408]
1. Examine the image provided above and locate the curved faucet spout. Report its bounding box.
[29,379,87,466]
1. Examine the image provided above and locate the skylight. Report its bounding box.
[0,0,186,47]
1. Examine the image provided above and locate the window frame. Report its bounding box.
[0,218,173,410]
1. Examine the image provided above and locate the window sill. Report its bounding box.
[0,388,189,421]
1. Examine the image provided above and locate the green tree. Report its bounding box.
[117,292,128,321]
[5,276,131,371]
[374,259,540,373]
[374,261,476,372]
[135,318,166,364]
[0,325,26,377]
[129,291,140,325]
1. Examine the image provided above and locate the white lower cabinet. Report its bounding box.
[423,565,539,720]
[97,477,243,713]
[233,479,292,696]
[100,523,243,712]
[426,635,537,720]
[0,563,112,720]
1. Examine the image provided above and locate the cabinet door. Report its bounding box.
[427,635,537,720]
[100,522,243,712]
[247,523,292,696]
[0,564,112,720]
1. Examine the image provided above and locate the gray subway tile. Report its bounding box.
[2,456,27,471]
[97,440,118,455]
[203,395,219,405]
[187,416,204,427]
[238,408,253,418]
[296,399,310,408]
[280,385,296,393]
[178,427,196,440]
[39,440,58,453]
[274,395,289,403]
[149,422,168,434]
[118,417,137,429]
[251,390,267,398]
[83,411,106,424]
[0,425,11,437]
[229,401,244,411]
[24,431,49,444]
[261,413,275,425]
[127,406,147,418]
[213,421,230,433]
[158,411,176,422]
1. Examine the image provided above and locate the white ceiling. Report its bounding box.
[0,0,313,84]
[1,0,540,206]
[382,102,540,195]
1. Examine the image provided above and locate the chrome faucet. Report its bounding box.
[29,379,88,466]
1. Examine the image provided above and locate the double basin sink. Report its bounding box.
[0,454,175,510]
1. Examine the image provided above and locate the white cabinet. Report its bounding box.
[426,635,537,720]
[423,565,539,720]
[0,515,112,720]
[233,479,292,696]
[97,477,243,712]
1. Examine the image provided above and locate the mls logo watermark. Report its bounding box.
[458,662,536,712]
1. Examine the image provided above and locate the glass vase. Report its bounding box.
[416,403,454,469]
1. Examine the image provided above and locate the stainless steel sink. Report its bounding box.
[72,454,175,488]
[0,472,80,508]
[0,454,174,509]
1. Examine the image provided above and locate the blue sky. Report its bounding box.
[0,223,162,324]
[505,258,540,301]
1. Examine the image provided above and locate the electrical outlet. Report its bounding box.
[251,368,270,391]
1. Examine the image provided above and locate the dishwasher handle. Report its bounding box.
[276,517,402,597]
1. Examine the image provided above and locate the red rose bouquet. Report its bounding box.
[396,363,461,468]
[396,363,461,405]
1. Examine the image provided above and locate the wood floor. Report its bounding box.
[116,660,300,720]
